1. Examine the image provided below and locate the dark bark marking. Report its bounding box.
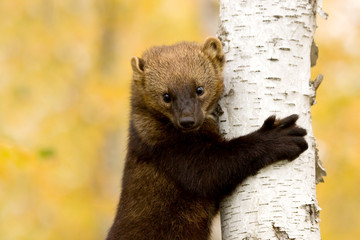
[272,223,295,240]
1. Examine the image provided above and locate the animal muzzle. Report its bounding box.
[179,116,196,129]
[172,93,204,131]
[175,109,204,131]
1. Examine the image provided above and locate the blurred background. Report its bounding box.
[0,0,359,239]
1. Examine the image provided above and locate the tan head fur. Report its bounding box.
[130,37,224,142]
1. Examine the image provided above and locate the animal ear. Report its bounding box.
[131,56,145,74]
[131,56,145,86]
[202,37,224,68]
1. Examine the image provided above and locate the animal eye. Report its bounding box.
[163,93,171,103]
[196,86,204,96]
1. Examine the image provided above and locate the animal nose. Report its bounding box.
[179,116,195,129]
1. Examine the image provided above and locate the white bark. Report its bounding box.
[217,1,322,239]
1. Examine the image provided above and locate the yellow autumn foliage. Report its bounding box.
[0,0,359,239]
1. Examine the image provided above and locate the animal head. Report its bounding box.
[131,37,224,132]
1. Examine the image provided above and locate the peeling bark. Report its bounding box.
[310,74,323,106]
[217,0,324,239]
[310,40,318,67]
[315,144,327,184]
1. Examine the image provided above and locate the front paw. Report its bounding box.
[258,114,308,161]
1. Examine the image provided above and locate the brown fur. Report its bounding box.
[106,38,308,240]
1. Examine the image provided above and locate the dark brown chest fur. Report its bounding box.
[108,152,218,240]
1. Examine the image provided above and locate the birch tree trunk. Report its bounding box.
[217,1,324,239]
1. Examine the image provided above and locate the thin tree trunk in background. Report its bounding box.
[217,0,325,239]
[97,0,118,75]
[197,0,219,36]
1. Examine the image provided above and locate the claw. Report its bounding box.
[278,114,299,128]
[263,115,276,129]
